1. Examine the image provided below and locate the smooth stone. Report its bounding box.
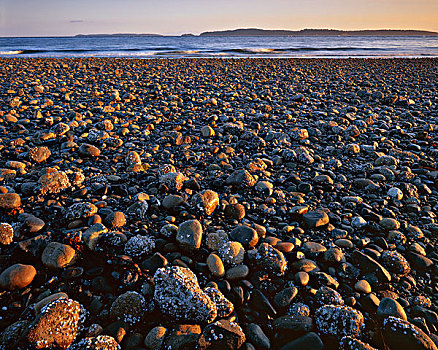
[176,219,203,250]
[279,332,323,350]
[225,264,249,280]
[34,292,68,314]
[295,271,309,286]
[230,225,258,248]
[245,323,270,350]
[41,242,77,269]
[354,280,372,294]
[144,326,167,350]
[274,287,298,308]
[377,298,407,322]
[0,264,37,290]
[207,253,225,277]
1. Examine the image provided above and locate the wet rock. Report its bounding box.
[226,169,256,188]
[254,242,287,276]
[144,326,167,350]
[279,332,323,350]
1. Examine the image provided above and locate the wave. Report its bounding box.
[0,50,24,55]
[0,47,178,55]
[221,47,386,54]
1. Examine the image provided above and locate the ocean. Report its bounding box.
[1,35,438,58]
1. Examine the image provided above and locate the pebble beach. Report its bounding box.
[0,57,438,350]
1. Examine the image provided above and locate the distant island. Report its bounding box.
[75,33,162,37]
[199,28,438,37]
[73,28,438,38]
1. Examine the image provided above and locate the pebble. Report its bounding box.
[176,219,203,250]
[0,264,37,290]
[41,242,77,269]
[1,58,438,349]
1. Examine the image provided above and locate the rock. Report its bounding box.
[315,286,344,306]
[219,241,245,265]
[377,298,407,322]
[226,169,256,188]
[68,335,120,350]
[0,264,37,290]
[162,194,184,209]
[25,298,83,349]
[193,190,219,215]
[0,193,21,209]
[39,171,71,194]
[351,250,391,283]
[381,250,410,275]
[0,320,31,350]
[354,280,372,294]
[382,316,438,350]
[302,210,329,228]
[339,336,377,350]
[224,203,246,220]
[29,146,51,163]
[207,253,225,277]
[206,230,229,250]
[177,219,203,250]
[124,234,155,257]
[279,332,323,350]
[315,305,364,337]
[41,242,77,269]
[164,324,201,350]
[201,125,215,137]
[0,222,14,245]
[83,223,108,250]
[66,202,98,221]
[198,320,246,350]
[34,292,69,314]
[154,266,217,323]
[380,218,400,230]
[226,264,249,280]
[110,291,148,325]
[254,242,287,276]
[144,326,167,350]
[274,287,298,308]
[204,287,234,318]
[104,211,126,229]
[79,143,101,157]
[230,225,258,248]
[159,172,186,191]
[245,323,270,350]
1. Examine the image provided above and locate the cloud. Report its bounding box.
[69,20,84,23]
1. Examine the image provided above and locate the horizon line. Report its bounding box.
[1,27,438,38]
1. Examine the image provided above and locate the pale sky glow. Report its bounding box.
[1,0,437,37]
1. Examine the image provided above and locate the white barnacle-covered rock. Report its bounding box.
[382,316,438,350]
[124,235,155,257]
[25,298,86,349]
[153,266,217,324]
[110,291,148,325]
[315,305,364,337]
[204,287,234,318]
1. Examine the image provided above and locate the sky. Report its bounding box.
[0,0,437,37]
